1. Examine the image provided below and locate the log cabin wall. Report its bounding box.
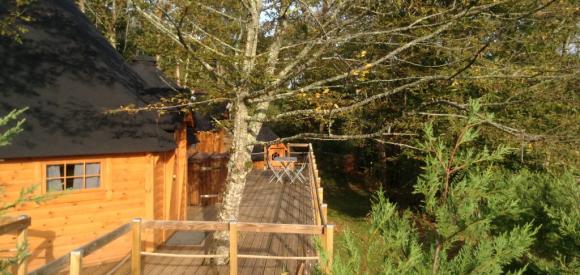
[0,126,190,271]
[0,154,148,270]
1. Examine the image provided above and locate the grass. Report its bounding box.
[318,161,372,258]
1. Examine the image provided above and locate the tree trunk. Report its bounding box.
[212,98,254,264]
[211,0,262,265]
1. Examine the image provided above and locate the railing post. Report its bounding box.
[318,187,324,203]
[229,221,238,275]
[16,216,29,275]
[321,204,328,224]
[69,249,83,275]
[131,218,142,275]
[322,224,334,274]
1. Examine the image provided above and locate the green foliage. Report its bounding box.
[506,170,580,274]
[330,102,543,274]
[0,107,27,147]
[0,0,34,42]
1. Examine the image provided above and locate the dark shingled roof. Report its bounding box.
[129,56,187,132]
[194,112,214,132]
[251,126,280,160]
[129,55,189,97]
[0,0,177,159]
[256,126,279,142]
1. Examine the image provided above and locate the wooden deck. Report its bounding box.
[138,170,317,275]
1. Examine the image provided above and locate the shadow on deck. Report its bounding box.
[139,170,317,275]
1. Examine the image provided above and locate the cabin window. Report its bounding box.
[46,162,101,192]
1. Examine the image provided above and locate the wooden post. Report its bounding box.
[323,224,334,274]
[318,187,324,203]
[69,250,82,275]
[16,219,28,275]
[229,221,238,275]
[321,204,328,224]
[263,146,268,171]
[131,218,142,275]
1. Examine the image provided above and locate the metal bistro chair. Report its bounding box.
[289,152,308,184]
[290,161,308,184]
[267,154,285,184]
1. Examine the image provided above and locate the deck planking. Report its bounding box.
[139,169,317,275]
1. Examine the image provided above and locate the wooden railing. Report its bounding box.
[131,219,334,275]
[29,223,131,275]
[287,143,328,226]
[0,215,31,275]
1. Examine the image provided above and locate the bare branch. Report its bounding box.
[250,21,454,103]
[373,139,422,151]
[253,129,415,145]
[413,111,544,142]
[269,75,444,121]
[194,2,246,23]
[107,97,232,114]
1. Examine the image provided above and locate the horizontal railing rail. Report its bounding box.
[30,223,131,275]
[0,215,30,235]
[132,219,334,275]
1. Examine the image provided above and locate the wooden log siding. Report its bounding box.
[0,215,31,275]
[0,150,189,270]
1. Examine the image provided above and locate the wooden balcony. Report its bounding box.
[21,144,331,275]
[138,170,320,275]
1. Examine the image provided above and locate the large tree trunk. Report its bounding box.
[212,98,255,264]
[211,0,263,265]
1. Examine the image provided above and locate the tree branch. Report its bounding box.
[413,111,544,142]
[253,130,415,145]
[250,21,454,103]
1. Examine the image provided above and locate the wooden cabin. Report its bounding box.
[0,0,195,270]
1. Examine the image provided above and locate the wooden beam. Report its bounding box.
[323,225,335,274]
[321,204,328,224]
[287,143,310,147]
[16,222,28,275]
[237,222,323,235]
[317,187,324,203]
[29,223,131,275]
[131,218,142,275]
[140,252,226,258]
[141,220,228,231]
[238,255,319,260]
[0,215,30,235]
[69,250,82,275]
[229,222,238,275]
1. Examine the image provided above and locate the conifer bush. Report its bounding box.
[328,101,579,274]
